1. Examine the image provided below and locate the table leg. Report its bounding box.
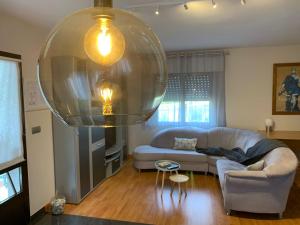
[185,182,188,196]
[161,171,165,196]
[178,183,181,195]
[156,170,160,185]
[170,181,174,196]
[178,182,181,202]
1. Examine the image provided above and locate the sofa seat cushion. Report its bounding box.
[134,145,165,161]
[134,145,207,162]
[207,156,226,166]
[216,159,246,188]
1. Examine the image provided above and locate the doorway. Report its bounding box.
[0,51,29,225]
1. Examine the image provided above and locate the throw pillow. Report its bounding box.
[246,160,265,171]
[173,138,197,150]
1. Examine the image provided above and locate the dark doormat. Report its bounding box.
[30,214,153,225]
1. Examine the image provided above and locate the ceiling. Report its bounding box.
[1,0,300,50]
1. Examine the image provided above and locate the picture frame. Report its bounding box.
[272,63,300,115]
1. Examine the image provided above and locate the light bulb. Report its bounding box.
[97,81,120,116]
[97,25,111,56]
[100,87,113,115]
[99,86,114,116]
[84,16,125,66]
[212,0,217,8]
[155,5,160,15]
[101,88,113,102]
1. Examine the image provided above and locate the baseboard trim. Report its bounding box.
[30,207,47,223]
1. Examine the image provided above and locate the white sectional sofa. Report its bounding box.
[133,127,263,174]
[133,127,298,217]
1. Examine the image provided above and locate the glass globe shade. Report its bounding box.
[38,7,168,127]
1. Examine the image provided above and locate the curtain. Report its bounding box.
[147,50,226,128]
[0,59,24,170]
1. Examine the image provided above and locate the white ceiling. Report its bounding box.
[1,0,300,50]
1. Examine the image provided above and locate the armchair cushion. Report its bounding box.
[216,159,246,188]
[246,160,265,171]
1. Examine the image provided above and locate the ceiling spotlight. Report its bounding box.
[212,0,217,9]
[241,0,246,5]
[155,6,160,15]
[184,3,189,10]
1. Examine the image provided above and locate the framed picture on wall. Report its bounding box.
[272,63,300,115]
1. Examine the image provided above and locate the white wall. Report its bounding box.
[128,124,158,154]
[226,45,300,131]
[128,45,300,153]
[0,13,55,215]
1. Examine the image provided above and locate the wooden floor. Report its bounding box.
[65,160,300,225]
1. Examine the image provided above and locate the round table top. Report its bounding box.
[154,160,180,172]
[169,174,189,183]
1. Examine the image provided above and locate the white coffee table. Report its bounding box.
[169,174,189,200]
[154,160,180,195]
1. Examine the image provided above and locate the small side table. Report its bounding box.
[154,160,180,195]
[169,174,189,200]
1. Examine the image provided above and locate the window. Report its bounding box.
[158,101,209,123]
[158,102,180,122]
[157,73,212,125]
[0,167,22,203]
[148,50,225,128]
[185,101,209,123]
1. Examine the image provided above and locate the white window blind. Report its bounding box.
[0,59,24,170]
[164,73,211,101]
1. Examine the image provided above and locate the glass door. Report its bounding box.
[0,51,29,225]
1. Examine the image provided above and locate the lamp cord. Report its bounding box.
[94,0,113,7]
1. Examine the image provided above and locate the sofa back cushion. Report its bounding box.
[150,127,208,149]
[207,127,263,153]
[173,138,198,150]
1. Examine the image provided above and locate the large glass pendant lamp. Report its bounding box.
[38,0,168,127]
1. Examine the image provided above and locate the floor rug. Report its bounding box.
[30,214,153,225]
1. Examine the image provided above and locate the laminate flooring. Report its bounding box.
[65,160,300,225]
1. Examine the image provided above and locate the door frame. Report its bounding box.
[0,51,30,225]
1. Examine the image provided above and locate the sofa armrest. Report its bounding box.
[224,170,271,193]
[225,170,267,179]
